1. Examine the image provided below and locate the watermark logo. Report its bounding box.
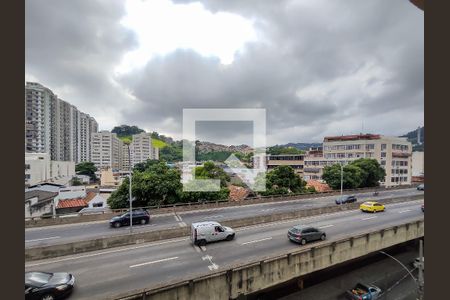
[182,109,266,192]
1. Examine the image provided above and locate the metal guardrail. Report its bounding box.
[25,184,417,221]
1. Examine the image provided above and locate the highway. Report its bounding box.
[25,188,421,248]
[24,199,424,300]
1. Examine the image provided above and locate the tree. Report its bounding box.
[70,177,83,186]
[194,161,230,187]
[75,162,97,181]
[133,159,160,172]
[350,158,386,187]
[322,164,364,190]
[111,125,145,138]
[257,165,307,196]
[160,144,183,162]
[107,162,183,209]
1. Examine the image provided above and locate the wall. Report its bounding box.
[412,151,424,177]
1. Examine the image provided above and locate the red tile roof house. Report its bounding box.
[55,192,96,215]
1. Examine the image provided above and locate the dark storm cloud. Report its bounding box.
[26,0,423,144]
[26,0,138,127]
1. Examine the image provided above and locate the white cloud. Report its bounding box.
[115,0,257,75]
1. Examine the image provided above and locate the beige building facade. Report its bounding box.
[321,134,412,187]
[90,131,123,170]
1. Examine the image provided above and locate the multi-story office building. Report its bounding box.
[319,134,412,187]
[25,82,98,163]
[265,154,305,176]
[90,131,123,170]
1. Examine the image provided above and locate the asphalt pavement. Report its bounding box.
[25,188,422,248]
[25,200,424,300]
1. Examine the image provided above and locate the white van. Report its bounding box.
[191,221,235,246]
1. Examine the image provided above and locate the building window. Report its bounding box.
[25,164,30,170]
[381,152,386,158]
[381,144,387,151]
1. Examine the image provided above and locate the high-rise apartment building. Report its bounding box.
[118,133,159,171]
[90,131,123,170]
[25,82,98,163]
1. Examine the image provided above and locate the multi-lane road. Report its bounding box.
[25,188,422,248]
[25,200,424,300]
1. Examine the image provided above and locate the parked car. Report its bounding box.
[345,283,382,300]
[421,204,424,212]
[335,195,357,205]
[109,209,150,228]
[25,271,75,300]
[191,221,235,246]
[360,201,385,213]
[287,225,326,245]
[417,184,424,191]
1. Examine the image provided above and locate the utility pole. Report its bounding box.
[340,162,344,196]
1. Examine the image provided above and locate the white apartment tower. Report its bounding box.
[118,133,160,170]
[130,133,159,166]
[90,131,123,170]
[25,82,98,163]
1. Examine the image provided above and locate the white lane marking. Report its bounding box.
[262,208,277,212]
[25,236,60,243]
[319,224,334,229]
[129,256,178,268]
[25,237,189,267]
[362,216,377,220]
[200,245,207,252]
[240,237,273,245]
[178,222,187,227]
[193,246,201,253]
[202,255,219,270]
[399,209,412,214]
[174,214,181,222]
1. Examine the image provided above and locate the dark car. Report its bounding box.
[25,271,75,300]
[287,225,326,245]
[417,184,424,191]
[421,204,424,212]
[109,209,150,228]
[335,195,357,205]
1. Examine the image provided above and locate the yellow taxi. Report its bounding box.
[360,201,385,213]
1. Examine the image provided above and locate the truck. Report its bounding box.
[345,283,382,300]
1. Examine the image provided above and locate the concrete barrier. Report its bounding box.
[25,194,423,261]
[25,185,416,228]
[114,219,424,300]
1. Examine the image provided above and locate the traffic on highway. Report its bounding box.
[25,188,422,248]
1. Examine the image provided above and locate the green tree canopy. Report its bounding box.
[194,161,230,188]
[350,158,386,187]
[257,165,307,196]
[75,162,97,181]
[322,164,364,190]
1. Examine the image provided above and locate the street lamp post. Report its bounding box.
[379,244,424,300]
[340,162,344,196]
[128,144,133,234]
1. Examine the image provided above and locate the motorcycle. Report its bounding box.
[373,191,379,196]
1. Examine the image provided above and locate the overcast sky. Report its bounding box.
[26,0,423,145]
